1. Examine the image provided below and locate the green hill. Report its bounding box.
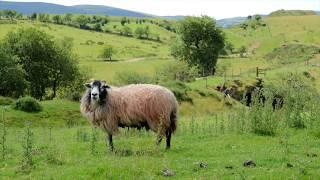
[269,9,317,17]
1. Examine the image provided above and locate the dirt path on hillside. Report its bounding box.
[120,57,146,63]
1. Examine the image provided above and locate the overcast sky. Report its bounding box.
[3,0,320,19]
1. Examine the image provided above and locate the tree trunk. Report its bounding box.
[52,80,57,99]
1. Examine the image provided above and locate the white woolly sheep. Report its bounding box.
[80,80,178,151]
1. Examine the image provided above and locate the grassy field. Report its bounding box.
[1,115,320,179]
[1,14,320,179]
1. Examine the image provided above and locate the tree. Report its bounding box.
[144,26,150,39]
[38,13,50,22]
[0,48,27,98]
[225,42,234,54]
[239,45,247,58]
[121,17,127,26]
[93,23,102,32]
[30,13,37,21]
[240,23,248,30]
[3,10,17,20]
[100,45,115,61]
[76,15,89,26]
[134,27,145,39]
[255,15,262,22]
[121,26,132,36]
[171,16,225,76]
[52,15,63,24]
[2,28,80,99]
[63,13,73,23]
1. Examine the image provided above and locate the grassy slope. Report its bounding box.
[1,15,320,179]
[195,15,320,89]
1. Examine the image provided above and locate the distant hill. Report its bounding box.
[216,17,247,28]
[269,9,317,17]
[0,1,152,17]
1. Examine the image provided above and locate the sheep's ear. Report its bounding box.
[102,84,110,89]
[84,83,91,88]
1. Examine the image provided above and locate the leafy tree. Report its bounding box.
[225,42,234,54]
[30,13,37,21]
[76,15,89,26]
[101,16,109,26]
[100,45,115,61]
[52,15,63,24]
[255,15,262,22]
[247,15,252,20]
[63,13,73,23]
[171,16,225,76]
[239,45,247,57]
[3,10,17,20]
[121,26,132,36]
[134,27,145,39]
[16,13,23,20]
[2,28,80,99]
[0,49,27,98]
[240,23,248,30]
[121,17,127,26]
[93,23,102,32]
[144,26,150,38]
[38,13,50,22]
[49,37,79,98]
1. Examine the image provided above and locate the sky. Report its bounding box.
[3,0,320,19]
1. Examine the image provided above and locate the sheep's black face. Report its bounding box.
[85,80,110,105]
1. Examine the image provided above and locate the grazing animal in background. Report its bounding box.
[80,80,178,151]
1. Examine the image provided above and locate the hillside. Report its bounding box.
[0,1,152,17]
[269,9,317,17]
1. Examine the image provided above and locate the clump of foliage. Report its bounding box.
[265,44,320,64]
[155,61,198,83]
[161,81,193,103]
[1,28,81,100]
[171,16,225,76]
[0,96,14,106]
[0,49,28,98]
[13,97,42,112]
[113,71,153,85]
[100,45,116,61]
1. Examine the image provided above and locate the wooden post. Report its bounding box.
[256,67,259,78]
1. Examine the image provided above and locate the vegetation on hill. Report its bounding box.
[269,9,317,17]
[265,44,320,64]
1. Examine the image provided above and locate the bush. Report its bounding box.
[113,71,153,85]
[13,97,42,112]
[155,61,198,83]
[0,96,14,106]
[161,81,193,103]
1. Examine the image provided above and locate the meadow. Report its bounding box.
[1,13,320,179]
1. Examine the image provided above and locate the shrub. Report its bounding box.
[13,97,42,112]
[265,44,320,64]
[161,81,193,103]
[113,71,153,85]
[155,61,198,83]
[0,96,14,106]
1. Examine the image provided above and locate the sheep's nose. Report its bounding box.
[92,93,98,97]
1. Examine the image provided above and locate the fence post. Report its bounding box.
[256,67,259,78]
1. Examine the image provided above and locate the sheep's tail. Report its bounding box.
[169,109,178,133]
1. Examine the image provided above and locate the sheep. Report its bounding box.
[80,80,178,151]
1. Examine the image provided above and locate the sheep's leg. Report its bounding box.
[106,133,113,152]
[156,135,163,145]
[166,130,172,149]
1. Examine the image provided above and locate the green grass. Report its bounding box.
[1,119,320,179]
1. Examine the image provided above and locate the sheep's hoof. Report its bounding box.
[165,146,171,150]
